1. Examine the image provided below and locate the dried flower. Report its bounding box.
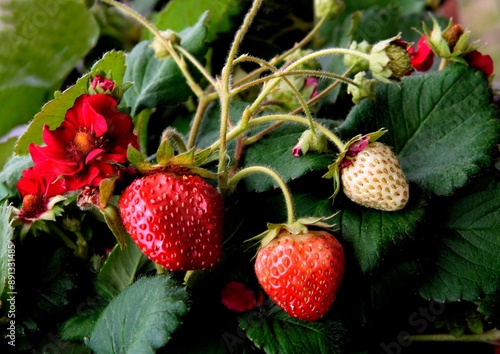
[369,35,413,83]
[15,167,66,223]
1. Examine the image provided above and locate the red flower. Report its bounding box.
[221,281,264,312]
[408,36,435,71]
[465,50,494,77]
[16,167,66,221]
[29,94,138,191]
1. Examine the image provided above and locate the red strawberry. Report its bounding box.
[254,229,345,321]
[119,172,224,271]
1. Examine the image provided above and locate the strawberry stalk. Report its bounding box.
[227,166,295,225]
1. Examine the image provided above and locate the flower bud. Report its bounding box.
[347,72,375,104]
[150,29,181,59]
[344,40,371,73]
[292,129,328,157]
[314,0,345,20]
[369,35,413,83]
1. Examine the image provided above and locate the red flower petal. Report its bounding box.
[465,50,494,77]
[221,281,262,312]
[408,36,435,72]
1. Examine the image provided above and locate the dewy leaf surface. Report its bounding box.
[0,0,99,137]
[418,175,500,302]
[339,65,500,196]
[122,12,209,116]
[88,275,189,354]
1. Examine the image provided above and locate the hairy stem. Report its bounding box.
[228,166,295,224]
[407,329,500,343]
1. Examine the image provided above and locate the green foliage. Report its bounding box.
[88,275,190,354]
[151,0,242,42]
[239,306,346,354]
[418,175,500,302]
[0,0,99,138]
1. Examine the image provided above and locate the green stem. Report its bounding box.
[228,166,295,224]
[174,44,218,89]
[47,222,79,254]
[209,113,345,153]
[407,329,500,343]
[75,230,89,259]
[187,95,212,149]
[217,0,264,192]
[161,128,188,153]
[248,48,370,114]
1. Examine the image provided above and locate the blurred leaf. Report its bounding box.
[0,154,33,200]
[88,275,189,354]
[418,175,500,302]
[0,202,14,299]
[240,306,346,354]
[339,65,500,196]
[152,0,242,42]
[14,50,127,155]
[0,0,99,138]
[122,12,209,116]
[0,138,17,171]
[94,232,149,302]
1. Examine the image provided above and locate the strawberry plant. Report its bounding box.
[0,0,499,353]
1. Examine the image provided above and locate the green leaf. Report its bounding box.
[152,0,241,42]
[0,202,14,299]
[339,65,500,196]
[418,175,500,302]
[122,12,209,116]
[88,275,189,354]
[14,50,127,155]
[242,121,340,192]
[95,232,149,301]
[61,305,105,342]
[239,307,346,354]
[339,190,426,273]
[0,0,99,138]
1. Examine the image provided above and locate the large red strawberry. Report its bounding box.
[119,172,224,271]
[254,229,345,321]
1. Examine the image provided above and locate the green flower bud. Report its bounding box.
[314,0,345,20]
[347,71,375,104]
[150,29,181,59]
[292,130,328,157]
[344,40,371,73]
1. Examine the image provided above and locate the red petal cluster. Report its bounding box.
[29,94,138,191]
[16,167,66,221]
[465,50,494,77]
[221,281,264,312]
[408,36,435,72]
[92,75,115,91]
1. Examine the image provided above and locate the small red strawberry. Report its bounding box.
[119,172,224,271]
[254,229,345,321]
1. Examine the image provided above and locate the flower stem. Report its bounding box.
[228,166,295,224]
[209,113,345,153]
[47,222,80,255]
[217,0,263,193]
[407,329,500,343]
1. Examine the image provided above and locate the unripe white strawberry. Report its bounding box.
[340,142,409,211]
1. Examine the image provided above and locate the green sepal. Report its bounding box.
[126,145,155,172]
[323,128,387,199]
[99,177,118,208]
[248,216,338,251]
[101,204,128,250]
[156,139,176,165]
